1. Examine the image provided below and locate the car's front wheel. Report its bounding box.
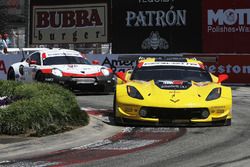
[7,68,15,80]
[35,71,45,82]
[113,92,123,126]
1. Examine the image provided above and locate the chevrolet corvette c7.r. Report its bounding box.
[114,57,232,126]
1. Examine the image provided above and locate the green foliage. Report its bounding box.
[0,81,89,136]
[0,80,22,97]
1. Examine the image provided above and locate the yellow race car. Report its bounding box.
[114,57,232,126]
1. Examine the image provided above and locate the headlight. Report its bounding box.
[127,86,144,100]
[101,68,110,76]
[52,68,63,77]
[206,88,221,101]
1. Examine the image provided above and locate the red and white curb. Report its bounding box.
[0,109,186,167]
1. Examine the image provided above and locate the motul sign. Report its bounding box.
[203,0,250,53]
[31,3,108,44]
[208,9,250,26]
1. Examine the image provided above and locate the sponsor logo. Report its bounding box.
[170,99,180,103]
[36,9,102,28]
[126,9,187,27]
[206,64,250,74]
[102,57,136,72]
[141,31,169,50]
[207,9,250,33]
[32,4,108,44]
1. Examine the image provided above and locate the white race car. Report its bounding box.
[7,48,115,92]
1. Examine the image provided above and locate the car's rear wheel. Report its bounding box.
[7,68,15,80]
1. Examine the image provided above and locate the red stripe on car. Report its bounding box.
[41,69,52,74]
[62,71,103,77]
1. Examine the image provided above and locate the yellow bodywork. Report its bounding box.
[114,58,232,125]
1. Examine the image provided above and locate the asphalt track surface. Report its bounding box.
[0,87,250,167]
[76,87,250,167]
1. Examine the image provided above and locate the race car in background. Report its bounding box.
[7,48,115,92]
[114,57,232,126]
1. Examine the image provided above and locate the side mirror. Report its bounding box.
[218,74,229,83]
[116,71,127,83]
[92,60,100,65]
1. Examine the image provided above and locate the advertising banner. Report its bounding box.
[87,54,250,84]
[203,0,250,53]
[30,0,109,44]
[112,0,202,54]
[184,54,250,84]
[1,52,250,84]
[87,54,136,73]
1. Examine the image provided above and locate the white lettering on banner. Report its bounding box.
[126,10,186,27]
[207,65,250,74]
[207,9,250,33]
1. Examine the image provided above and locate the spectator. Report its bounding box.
[0,34,8,54]
[3,33,11,47]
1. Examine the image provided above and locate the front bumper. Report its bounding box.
[115,117,231,126]
[43,74,115,91]
[115,103,232,126]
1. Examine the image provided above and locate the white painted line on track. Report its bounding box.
[137,127,180,133]
[122,127,135,133]
[96,139,160,150]
[81,107,98,111]
[81,107,111,112]
[0,161,61,167]
[71,139,112,150]
[0,160,10,164]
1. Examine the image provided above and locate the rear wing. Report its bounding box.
[117,54,182,61]
[117,54,217,63]
[184,55,217,63]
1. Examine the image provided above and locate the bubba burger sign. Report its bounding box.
[30,3,108,44]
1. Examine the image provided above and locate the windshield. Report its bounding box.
[43,56,91,65]
[131,66,212,82]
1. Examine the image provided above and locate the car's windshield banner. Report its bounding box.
[47,53,80,57]
[143,62,200,68]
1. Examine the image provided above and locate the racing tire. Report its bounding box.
[35,71,45,82]
[99,85,114,95]
[7,68,15,80]
[225,119,231,126]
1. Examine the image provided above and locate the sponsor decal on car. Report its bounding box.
[143,62,200,67]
